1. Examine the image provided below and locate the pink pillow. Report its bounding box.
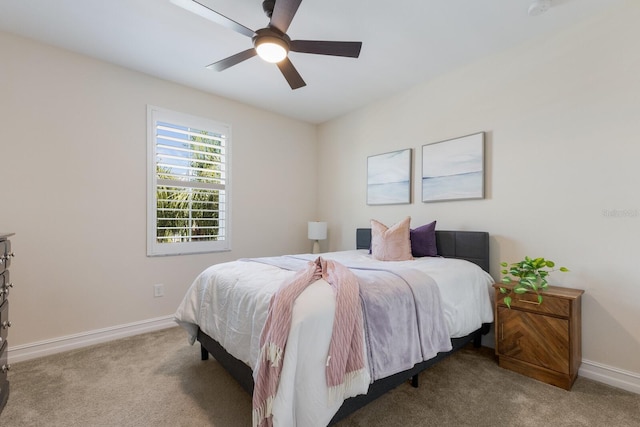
[370,217,413,261]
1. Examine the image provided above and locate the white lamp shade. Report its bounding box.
[308,221,327,240]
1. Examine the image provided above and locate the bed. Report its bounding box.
[175,228,494,426]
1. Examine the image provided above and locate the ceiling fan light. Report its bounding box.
[256,37,288,63]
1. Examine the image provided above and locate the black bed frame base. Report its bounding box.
[197,228,493,425]
[198,323,490,425]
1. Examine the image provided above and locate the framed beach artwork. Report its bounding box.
[367,148,412,205]
[421,132,485,202]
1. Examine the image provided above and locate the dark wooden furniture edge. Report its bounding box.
[195,229,492,424]
[1,233,14,415]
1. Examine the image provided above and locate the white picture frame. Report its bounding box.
[421,132,485,202]
[367,148,412,205]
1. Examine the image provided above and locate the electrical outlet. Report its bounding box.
[154,284,164,297]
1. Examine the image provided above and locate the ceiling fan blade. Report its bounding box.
[276,57,306,90]
[171,0,255,38]
[206,48,257,71]
[290,40,362,58]
[269,0,302,34]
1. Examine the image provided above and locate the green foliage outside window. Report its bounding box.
[156,131,223,243]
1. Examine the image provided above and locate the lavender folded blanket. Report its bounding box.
[350,266,452,379]
[244,256,452,381]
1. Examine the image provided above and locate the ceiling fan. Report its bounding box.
[171,0,363,89]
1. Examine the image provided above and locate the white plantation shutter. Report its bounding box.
[147,106,231,256]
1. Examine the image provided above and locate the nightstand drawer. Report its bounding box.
[497,306,570,373]
[496,290,570,317]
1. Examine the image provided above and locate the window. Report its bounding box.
[147,106,231,256]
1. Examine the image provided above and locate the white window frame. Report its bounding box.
[146,105,231,256]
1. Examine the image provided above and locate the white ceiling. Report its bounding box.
[0,0,626,123]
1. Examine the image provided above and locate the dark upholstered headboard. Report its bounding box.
[356,228,490,273]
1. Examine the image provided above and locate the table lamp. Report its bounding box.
[307,221,327,254]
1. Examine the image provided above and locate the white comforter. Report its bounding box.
[174,250,494,426]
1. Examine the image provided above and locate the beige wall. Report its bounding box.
[317,2,640,376]
[2,1,639,390]
[0,32,317,346]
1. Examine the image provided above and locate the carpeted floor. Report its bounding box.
[1,326,639,426]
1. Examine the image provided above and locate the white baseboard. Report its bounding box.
[8,315,177,363]
[579,359,640,395]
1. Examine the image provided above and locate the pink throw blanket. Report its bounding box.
[252,257,365,427]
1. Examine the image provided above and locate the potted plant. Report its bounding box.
[499,256,569,308]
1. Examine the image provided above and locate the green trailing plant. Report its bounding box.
[500,256,569,308]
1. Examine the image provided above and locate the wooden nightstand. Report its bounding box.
[493,282,584,390]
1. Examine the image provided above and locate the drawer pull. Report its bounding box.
[1,252,15,261]
[1,321,10,329]
[0,283,12,296]
[0,364,10,373]
[517,299,541,305]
